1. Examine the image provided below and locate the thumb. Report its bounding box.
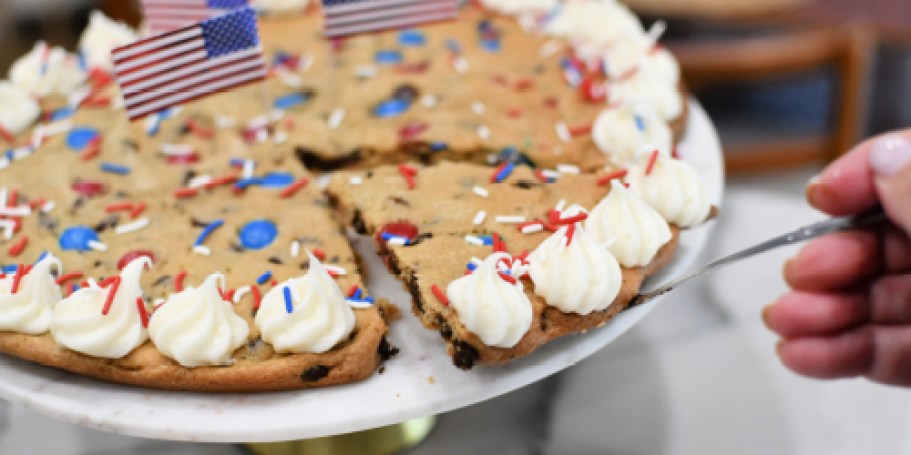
[869,134,911,234]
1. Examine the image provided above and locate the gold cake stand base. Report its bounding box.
[244,416,437,455]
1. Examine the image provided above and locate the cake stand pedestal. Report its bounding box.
[0,102,723,447]
[245,416,436,455]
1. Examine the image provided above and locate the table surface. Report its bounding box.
[0,102,723,444]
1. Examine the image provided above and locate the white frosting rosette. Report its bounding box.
[626,156,712,228]
[78,10,139,72]
[592,103,672,164]
[545,0,645,50]
[586,180,672,268]
[0,82,40,135]
[255,252,355,354]
[149,274,249,367]
[481,0,559,15]
[252,0,311,14]
[446,252,533,348]
[0,255,63,334]
[52,257,152,359]
[9,42,87,97]
[610,66,683,122]
[529,205,622,315]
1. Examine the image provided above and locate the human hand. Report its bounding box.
[764,130,911,386]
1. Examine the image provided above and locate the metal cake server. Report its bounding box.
[629,205,889,307]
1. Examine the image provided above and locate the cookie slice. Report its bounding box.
[326,161,688,368]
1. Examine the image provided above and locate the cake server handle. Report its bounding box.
[629,205,888,307]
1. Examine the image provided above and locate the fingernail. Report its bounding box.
[761,305,772,326]
[775,340,784,355]
[869,135,911,177]
[806,174,822,208]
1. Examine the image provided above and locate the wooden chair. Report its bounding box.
[627,0,875,173]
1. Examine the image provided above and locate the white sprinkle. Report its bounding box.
[471,101,486,115]
[233,286,251,304]
[115,217,150,235]
[242,160,256,179]
[464,235,485,246]
[192,245,211,256]
[88,240,108,252]
[347,300,373,309]
[564,69,582,87]
[555,121,571,144]
[145,114,162,134]
[11,146,33,161]
[275,69,304,88]
[470,257,483,265]
[43,120,73,137]
[216,116,237,129]
[328,108,346,130]
[0,157,9,171]
[452,56,469,73]
[299,54,315,72]
[324,265,347,276]
[160,143,195,156]
[473,210,487,226]
[518,13,536,31]
[0,220,15,240]
[188,174,213,189]
[0,205,31,217]
[542,169,561,180]
[555,199,567,212]
[486,154,499,165]
[273,131,289,144]
[247,114,270,130]
[349,176,364,186]
[290,240,301,258]
[112,95,125,110]
[270,109,286,122]
[496,215,527,224]
[68,86,92,108]
[540,40,562,58]
[255,129,269,144]
[473,186,489,198]
[40,200,56,213]
[30,125,45,149]
[521,223,544,234]
[387,237,408,246]
[477,125,490,140]
[421,95,439,108]
[557,164,581,174]
[355,64,378,78]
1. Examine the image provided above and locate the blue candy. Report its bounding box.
[373,99,411,118]
[66,128,100,151]
[258,172,296,188]
[50,107,76,122]
[398,29,426,46]
[374,50,403,64]
[59,226,100,251]
[429,142,448,152]
[481,39,501,53]
[239,220,278,250]
[274,92,311,110]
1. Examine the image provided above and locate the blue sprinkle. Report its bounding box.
[353,288,364,300]
[77,51,88,72]
[398,29,426,46]
[272,51,293,66]
[478,235,494,246]
[283,286,294,313]
[380,232,411,245]
[634,115,645,132]
[346,298,375,305]
[373,99,411,118]
[59,226,100,251]
[445,39,462,54]
[477,20,493,32]
[498,146,519,162]
[2,265,18,274]
[72,284,80,292]
[50,106,76,122]
[235,178,263,190]
[66,128,100,151]
[194,219,225,247]
[429,142,448,152]
[374,50,403,64]
[257,271,273,285]
[466,263,477,271]
[100,162,131,175]
[494,162,516,183]
[239,219,278,250]
[481,39,501,53]
[258,172,295,188]
[274,92,311,110]
[229,158,245,167]
[34,251,48,264]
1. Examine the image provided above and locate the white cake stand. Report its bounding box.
[0,101,724,444]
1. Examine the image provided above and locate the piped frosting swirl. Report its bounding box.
[0,255,63,334]
[586,180,672,268]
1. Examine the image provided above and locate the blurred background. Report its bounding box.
[2,1,911,454]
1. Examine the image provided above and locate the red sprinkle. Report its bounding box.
[71,180,107,198]
[270,278,278,287]
[534,169,550,183]
[580,77,608,103]
[136,297,150,327]
[10,265,29,294]
[492,233,506,253]
[118,250,155,270]
[166,153,201,165]
[396,61,430,74]
[88,68,113,88]
[8,236,28,257]
[27,198,46,210]
[547,210,561,224]
[174,188,198,199]
[544,97,559,109]
[203,174,239,190]
[312,249,326,261]
[174,271,187,292]
[569,123,593,136]
[279,178,310,198]
[516,250,530,261]
[55,271,84,286]
[514,78,535,91]
[398,122,428,142]
[431,285,449,306]
[129,202,147,219]
[252,285,263,310]
[398,164,417,190]
[554,213,588,226]
[0,125,15,144]
[80,137,102,161]
[100,276,122,316]
[223,288,236,302]
[597,169,629,186]
[7,190,17,207]
[505,108,523,118]
[489,162,508,184]
[645,150,660,176]
[347,285,359,298]
[498,273,517,285]
[672,146,680,159]
[565,224,577,246]
[105,202,134,213]
[187,118,214,139]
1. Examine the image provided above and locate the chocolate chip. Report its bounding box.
[452,340,479,370]
[351,210,367,235]
[182,170,198,187]
[229,243,245,253]
[410,232,433,246]
[377,336,399,361]
[268,256,284,265]
[94,215,120,233]
[513,180,540,190]
[295,146,362,172]
[153,276,172,287]
[190,218,210,228]
[389,196,411,207]
[392,84,420,103]
[300,365,329,382]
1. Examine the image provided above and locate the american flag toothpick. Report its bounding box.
[322,0,459,38]
[142,0,249,35]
